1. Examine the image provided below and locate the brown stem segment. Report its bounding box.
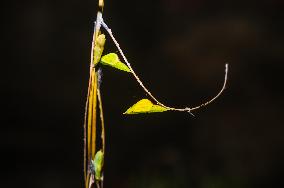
[91,69,97,160]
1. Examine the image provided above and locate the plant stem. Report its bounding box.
[99,0,104,9]
[190,64,228,111]
[84,1,105,188]
[101,19,228,115]
[96,181,101,188]
[100,20,166,107]
[97,84,105,154]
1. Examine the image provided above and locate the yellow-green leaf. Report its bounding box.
[124,99,168,114]
[93,34,106,65]
[100,53,131,72]
[92,150,104,181]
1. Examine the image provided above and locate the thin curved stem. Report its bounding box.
[101,18,228,115]
[190,64,228,111]
[100,19,166,107]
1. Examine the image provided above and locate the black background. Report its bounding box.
[2,0,284,188]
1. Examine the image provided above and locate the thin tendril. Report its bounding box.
[100,19,166,107]
[101,18,228,115]
[190,64,228,111]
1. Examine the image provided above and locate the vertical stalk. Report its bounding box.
[97,86,105,154]
[91,70,97,159]
[84,1,105,188]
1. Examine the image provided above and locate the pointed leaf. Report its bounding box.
[92,150,104,181]
[100,53,131,72]
[124,99,168,114]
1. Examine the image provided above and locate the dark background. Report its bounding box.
[2,0,283,188]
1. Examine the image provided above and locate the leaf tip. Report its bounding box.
[100,53,131,72]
